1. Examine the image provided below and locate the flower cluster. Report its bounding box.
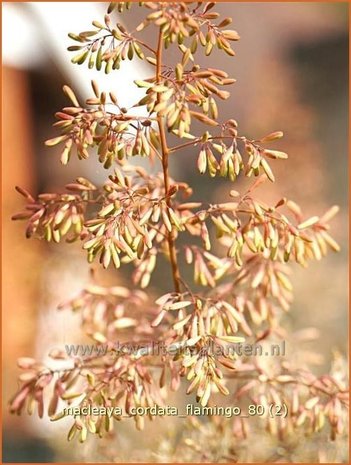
[10,350,166,440]
[151,293,246,405]
[68,11,148,73]
[138,2,239,53]
[134,64,233,137]
[46,83,160,166]
[58,283,151,341]
[233,362,349,440]
[10,0,347,456]
[12,179,97,242]
[179,357,348,462]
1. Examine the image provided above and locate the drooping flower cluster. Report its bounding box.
[10,0,347,455]
[12,179,97,242]
[58,282,151,341]
[46,83,160,166]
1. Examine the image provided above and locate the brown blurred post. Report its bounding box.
[2,66,41,429]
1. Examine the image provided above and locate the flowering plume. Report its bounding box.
[10,1,347,456]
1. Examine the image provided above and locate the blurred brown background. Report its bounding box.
[2,2,348,462]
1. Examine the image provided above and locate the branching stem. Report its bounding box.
[156,30,181,294]
[169,135,247,154]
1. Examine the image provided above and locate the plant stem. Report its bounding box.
[135,38,157,55]
[155,30,181,294]
[168,139,201,154]
[168,135,239,154]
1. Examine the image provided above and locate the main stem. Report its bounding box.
[156,30,181,294]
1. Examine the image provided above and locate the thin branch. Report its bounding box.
[135,38,157,56]
[169,135,243,154]
[155,29,182,294]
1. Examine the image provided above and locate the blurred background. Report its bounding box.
[2,2,348,462]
